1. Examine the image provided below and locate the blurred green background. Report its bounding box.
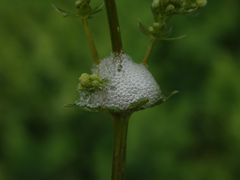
[0,0,240,179]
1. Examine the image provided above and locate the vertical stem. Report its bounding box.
[111,113,131,180]
[143,39,156,65]
[104,0,123,54]
[81,18,100,64]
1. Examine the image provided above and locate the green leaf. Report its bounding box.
[52,4,76,17]
[161,35,186,41]
[155,90,179,105]
[128,98,149,111]
[90,2,104,16]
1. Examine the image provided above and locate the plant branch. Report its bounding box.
[104,0,123,54]
[81,17,100,64]
[143,39,156,65]
[111,113,131,180]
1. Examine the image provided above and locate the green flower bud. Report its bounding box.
[89,73,100,81]
[153,22,160,29]
[152,0,160,9]
[166,4,175,13]
[78,73,106,92]
[196,0,207,7]
[79,73,90,87]
[91,80,101,87]
[148,26,154,33]
[75,0,91,17]
[79,73,90,81]
[75,0,90,8]
[75,0,81,8]
[78,84,83,90]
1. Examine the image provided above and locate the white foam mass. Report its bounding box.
[76,53,162,111]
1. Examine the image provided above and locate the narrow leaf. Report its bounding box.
[52,4,76,17]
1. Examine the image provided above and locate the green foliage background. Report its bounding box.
[0,0,240,179]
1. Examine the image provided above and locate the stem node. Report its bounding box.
[81,17,100,64]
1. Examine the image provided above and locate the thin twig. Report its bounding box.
[143,39,156,65]
[81,18,100,64]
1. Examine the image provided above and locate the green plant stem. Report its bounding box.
[104,0,123,54]
[143,39,156,65]
[111,113,131,180]
[81,18,100,64]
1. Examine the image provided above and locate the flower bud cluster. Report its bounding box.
[73,0,103,19]
[75,0,92,17]
[53,0,103,19]
[140,0,207,40]
[148,22,160,34]
[151,0,207,17]
[78,73,106,92]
